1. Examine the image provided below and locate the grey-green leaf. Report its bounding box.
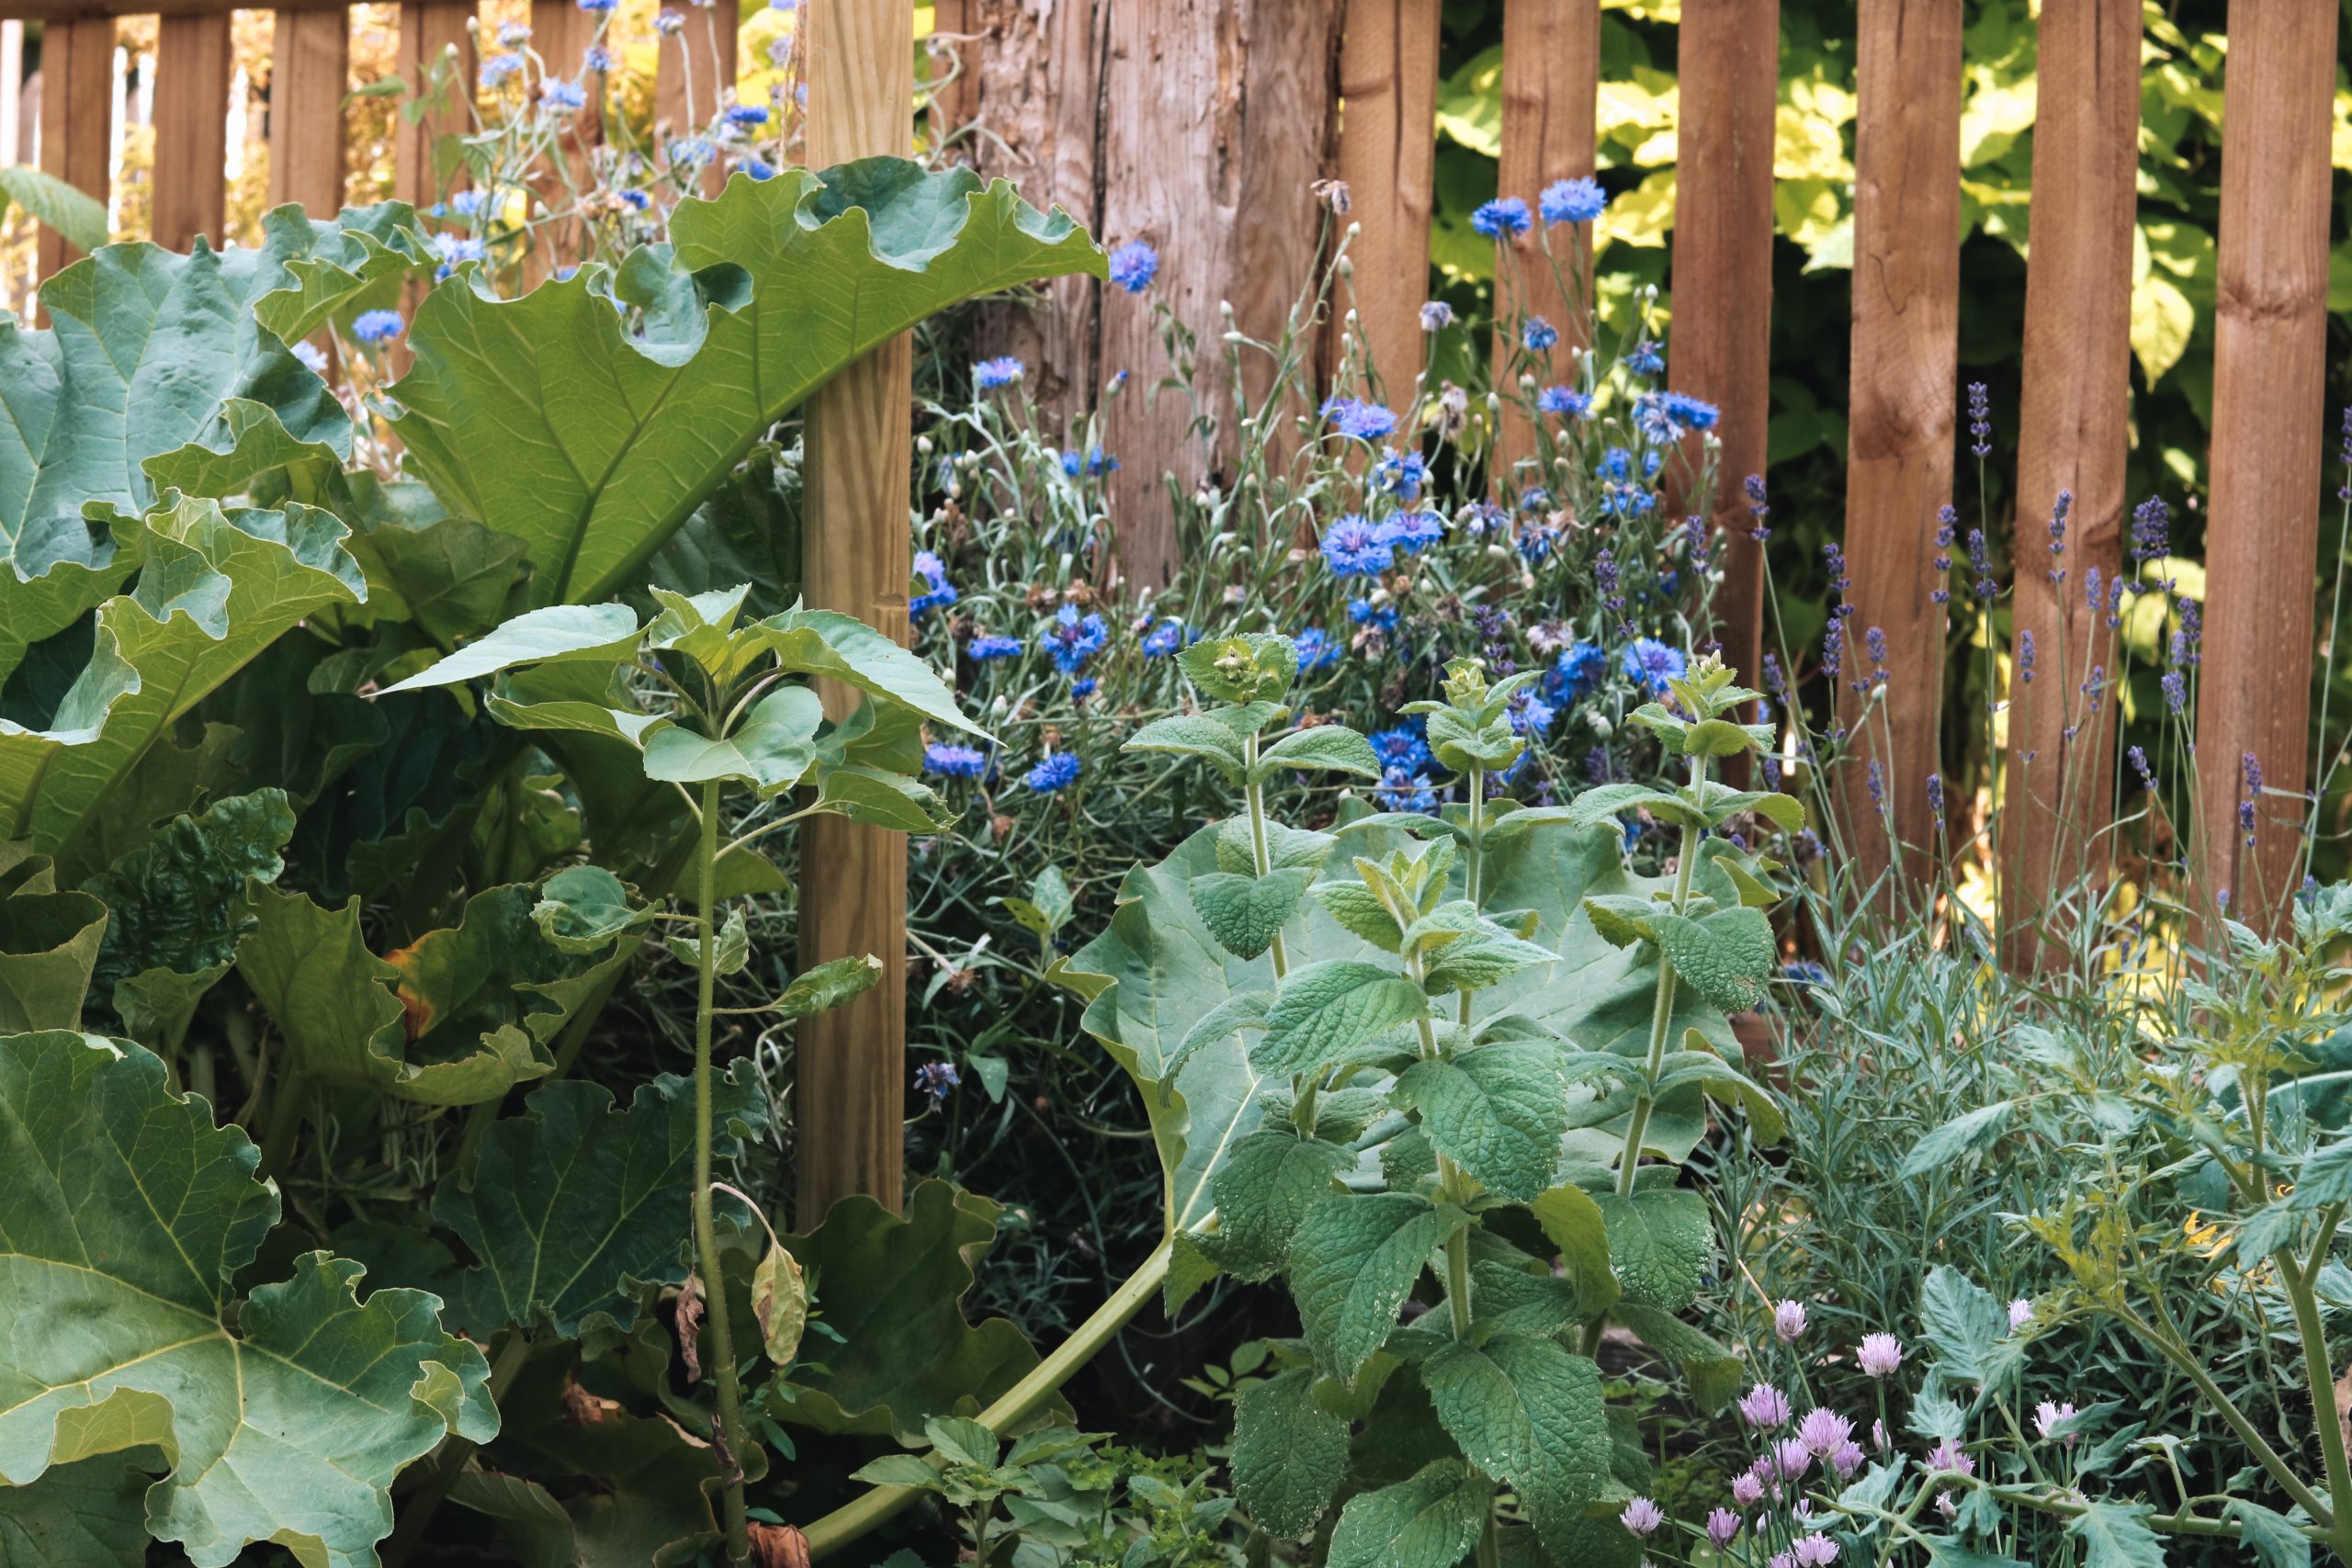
[1254,959,1428,1077]
[1325,1460,1492,1568]
[1288,1192,1457,1380]
[1394,1043,1568,1201]
[1231,1367,1349,1540]
[1594,1188,1713,1312]
[1255,724,1381,781]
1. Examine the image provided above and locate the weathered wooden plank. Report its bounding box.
[1838,0,1962,895]
[393,0,472,211]
[266,7,346,216]
[796,0,915,1226]
[151,13,230,251]
[1489,0,1596,475]
[655,0,738,191]
[2196,0,2338,926]
[1095,0,1340,592]
[35,14,111,282]
[1998,0,2139,950]
[18,0,343,19]
[524,0,600,282]
[1333,0,1439,400]
[1666,0,1777,716]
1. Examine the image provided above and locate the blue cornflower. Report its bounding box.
[1369,719,1431,773]
[1376,510,1444,555]
[292,341,328,373]
[1661,390,1719,431]
[1371,446,1427,501]
[968,634,1023,660]
[352,309,405,344]
[739,157,777,181]
[1375,766,1440,813]
[1141,618,1185,658]
[1634,389,1720,443]
[671,136,717,165]
[495,20,532,44]
[1295,628,1339,673]
[1321,396,1399,442]
[1622,638,1686,694]
[1470,197,1532,239]
[1072,677,1098,699]
[913,1060,960,1104]
[1419,300,1455,331]
[1626,340,1665,377]
[1107,240,1159,293]
[974,355,1025,390]
[1516,518,1560,563]
[1319,514,1393,577]
[431,233,485,280]
[618,189,651,211]
[577,0,616,11]
[1540,175,1608,226]
[1544,641,1609,705]
[1046,604,1109,674]
[449,189,487,217]
[481,51,526,87]
[1507,692,1556,736]
[923,743,987,778]
[582,44,617,71]
[1521,316,1558,353]
[1026,752,1082,793]
[1349,598,1399,632]
[910,550,956,618]
[725,103,770,127]
[1536,386,1591,419]
[542,79,587,110]
[1060,446,1118,478]
[1599,447,1632,481]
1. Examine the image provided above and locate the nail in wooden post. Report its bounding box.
[1998,0,2138,957]
[1838,0,1961,897]
[35,15,113,286]
[267,8,348,216]
[797,0,914,1226]
[1333,0,1439,400]
[2196,0,2338,929]
[152,13,231,251]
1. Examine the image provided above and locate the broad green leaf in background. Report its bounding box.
[390,160,1105,607]
[0,164,107,254]
[434,1067,764,1338]
[1230,1367,1349,1540]
[0,1450,153,1566]
[0,1032,494,1568]
[0,847,105,1032]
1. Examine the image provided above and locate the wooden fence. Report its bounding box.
[8,0,2341,1209]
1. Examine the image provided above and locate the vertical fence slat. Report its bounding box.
[1838,0,1961,893]
[1666,0,1777,710]
[524,0,600,280]
[1489,0,1595,479]
[1998,0,2139,949]
[1097,0,1339,592]
[394,0,474,209]
[2196,0,2339,925]
[152,15,231,252]
[267,8,347,215]
[797,0,915,1227]
[36,16,112,282]
[656,0,738,191]
[1333,0,1439,400]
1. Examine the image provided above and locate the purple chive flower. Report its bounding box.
[1798,1407,1854,1456]
[2034,1400,2080,1443]
[1319,513,1394,577]
[1541,175,1608,225]
[1774,1300,1809,1342]
[1107,240,1159,293]
[922,743,986,779]
[1831,1440,1866,1478]
[1774,1438,1814,1482]
[1925,1438,1974,1477]
[974,355,1025,390]
[2007,1297,2034,1332]
[1471,197,1532,238]
[1738,1383,1792,1429]
[1620,1498,1665,1538]
[1731,1471,1766,1506]
[1857,1332,1903,1378]
[1967,382,1991,457]
[1707,1507,1741,1549]
[1794,1538,1841,1567]
[1025,752,1081,793]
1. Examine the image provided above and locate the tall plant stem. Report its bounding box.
[691,777,753,1567]
[257,1071,312,1182]
[1615,762,1703,1199]
[2277,1252,2352,1559]
[801,1236,1175,1559]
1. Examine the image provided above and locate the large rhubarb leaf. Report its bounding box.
[0,846,106,1032]
[0,1032,494,1568]
[388,159,1104,605]
[0,1450,154,1565]
[0,495,364,877]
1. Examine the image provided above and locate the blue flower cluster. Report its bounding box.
[1061,446,1118,478]
[1046,604,1109,674]
[1140,618,1189,658]
[1027,752,1082,793]
[1318,510,1443,578]
[1540,176,1609,226]
[922,743,987,779]
[1370,719,1431,773]
[1536,386,1592,420]
[974,355,1025,390]
[1543,642,1608,706]
[1632,390,1720,444]
[1470,197,1532,239]
[1371,446,1427,502]
[1294,628,1339,674]
[1107,240,1158,294]
[911,550,957,618]
[1349,598,1399,633]
[1622,637,1687,694]
[352,310,404,344]
[968,634,1023,660]
[1320,397,1398,442]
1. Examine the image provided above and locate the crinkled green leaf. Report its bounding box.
[1202,1130,1350,1281]
[83,788,294,1022]
[1648,906,1775,1010]
[434,1066,763,1337]
[1325,1459,1491,1568]
[0,1032,494,1568]
[1594,1188,1712,1312]
[1124,713,1247,778]
[530,865,655,953]
[1255,959,1428,1077]
[1188,867,1317,961]
[1231,1366,1348,1540]
[1901,1100,2016,1178]
[1310,879,1405,950]
[1255,724,1381,781]
[1289,1192,1459,1380]
[1423,1330,1611,1554]
[391,161,1102,607]
[1395,1043,1567,1201]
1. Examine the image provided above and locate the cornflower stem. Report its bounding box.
[1615,753,1706,1200]
[690,776,754,1566]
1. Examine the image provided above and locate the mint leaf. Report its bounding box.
[1189,867,1317,961]
[1231,1367,1348,1539]
[1254,960,1428,1077]
[1394,1043,1567,1201]
[1289,1192,1458,1380]
[1595,1188,1713,1312]
[1423,1330,1611,1554]
[1325,1460,1491,1568]
[1204,1132,1350,1281]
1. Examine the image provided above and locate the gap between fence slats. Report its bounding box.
[2196,0,2339,930]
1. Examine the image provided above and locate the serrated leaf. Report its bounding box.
[1202,1131,1349,1280]
[0,1032,495,1567]
[1188,867,1317,961]
[1255,959,1428,1077]
[1423,1331,1611,1554]
[1125,713,1247,778]
[392,162,1102,608]
[1231,1367,1349,1540]
[1594,1188,1713,1311]
[1310,879,1406,950]
[2067,1501,2168,1568]
[1649,906,1775,1010]
[1325,1459,1491,1568]
[1919,1265,2020,1388]
[1395,1043,1568,1201]
[1566,782,1705,829]
[434,1067,763,1337]
[1609,1301,1743,1409]
[1288,1192,1458,1379]
[1255,724,1381,780]
[1653,1042,1785,1143]
[1423,924,1561,994]
[1216,815,1338,874]
[2226,1500,2312,1568]
[1530,1183,1622,1318]
[1900,1100,2016,1178]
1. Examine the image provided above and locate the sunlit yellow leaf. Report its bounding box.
[2130,272,2196,386]
[1773,104,1850,181]
[1597,170,1675,252]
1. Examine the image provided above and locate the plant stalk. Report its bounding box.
[691,776,754,1567]
[1615,806,1700,1199]
[2277,1250,2352,1558]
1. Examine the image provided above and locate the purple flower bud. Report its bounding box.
[1707,1506,1742,1549]
[1774,1299,1809,1342]
[1738,1382,1792,1428]
[1620,1497,1665,1538]
[1857,1332,1904,1378]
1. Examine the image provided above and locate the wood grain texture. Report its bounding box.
[1837,0,1961,896]
[932,0,1108,422]
[1333,0,1439,401]
[1095,0,1340,592]
[16,0,344,18]
[1489,0,1596,477]
[797,0,915,1226]
[1666,0,1776,710]
[151,14,230,250]
[266,7,347,215]
[1998,0,2138,953]
[35,15,111,283]
[524,0,603,284]
[393,0,472,209]
[2195,0,2338,927]
[655,0,738,193]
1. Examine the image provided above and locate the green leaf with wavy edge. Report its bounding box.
[1289,1192,1460,1381]
[0,849,105,1032]
[1423,1331,1611,1555]
[0,495,363,874]
[379,602,643,694]
[389,160,1103,607]
[1231,1366,1349,1540]
[1326,1459,1492,1568]
[0,165,106,254]
[0,1449,153,1565]
[0,1032,494,1568]
[83,788,294,1022]
[434,1066,764,1338]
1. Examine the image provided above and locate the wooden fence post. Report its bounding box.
[394,0,474,211]
[1333,0,1440,401]
[1666,0,1777,711]
[267,8,347,215]
[1095,0,1339,592]
[35,16,112,281]
[2196,0,2338,927]
[153,14,230,251]
[797,0,914,1226]
[1489,0,1596,477]
[1838,0,1961,896]
[1998,0,2138,953]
